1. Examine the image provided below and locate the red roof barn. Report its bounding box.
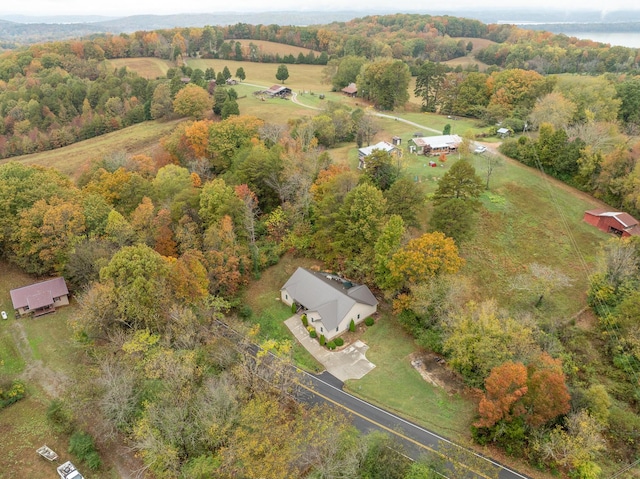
[583,209,640,237]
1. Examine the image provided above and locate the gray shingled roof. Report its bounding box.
[281,268,377,331]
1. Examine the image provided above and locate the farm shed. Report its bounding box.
[583,209,640,237]
[10,277,70,317]
[341,83,358,97]
[281,268,378,341]
[409,135,462,156]
[357,141,401,169]
[264,84,292,97]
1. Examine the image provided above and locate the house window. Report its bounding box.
[320,327,323,333]
[357,314,360,319]
[285,294,288,300]
[336,327,339,332]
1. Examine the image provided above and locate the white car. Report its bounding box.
[57,461,84,479]
[474,145,487,154]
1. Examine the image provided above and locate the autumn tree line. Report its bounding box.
[0,111,471,478]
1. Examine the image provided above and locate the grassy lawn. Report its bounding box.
[186,59,328,93]
[107,57,173,79]
[2,119,183,178]
[0,261,117,478]
[242,255,324,372]
[345,311,475,441]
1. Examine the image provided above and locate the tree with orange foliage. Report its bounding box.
[475,362,528,428]
[475,353,570,429]
[184,120,213,158]
[169,250,210,304]
[522,352,571,427]
[153,209,178,258]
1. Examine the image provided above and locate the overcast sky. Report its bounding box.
[2,0,638,17]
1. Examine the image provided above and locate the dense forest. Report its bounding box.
[2,11,640,479]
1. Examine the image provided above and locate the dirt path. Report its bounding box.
[10,321,70,399]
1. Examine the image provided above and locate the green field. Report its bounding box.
[345,312,475,439]
[0,262,117,478]
[0,119,183,178]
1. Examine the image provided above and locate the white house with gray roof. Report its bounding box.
[281,267,378,340]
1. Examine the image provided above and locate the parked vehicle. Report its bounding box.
[36,445,58,461]
[57,461,84,479]
[474,145,487,154]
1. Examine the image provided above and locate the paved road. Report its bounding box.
[299,371,531,479]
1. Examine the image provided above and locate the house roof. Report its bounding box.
[411,135,462,149]
[497,127,510,134]
[585,209,639,229]
[341,83,357,94]
[281,268,377,331]
[358,141,398,157]
[10,277,69,310]
[266,84,291,95]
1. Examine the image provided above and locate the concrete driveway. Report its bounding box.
[285,315,375,382]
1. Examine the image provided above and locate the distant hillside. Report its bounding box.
[0,21,105,44]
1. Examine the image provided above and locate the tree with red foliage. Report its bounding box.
[475,362,528,428]
[475,353,570,429]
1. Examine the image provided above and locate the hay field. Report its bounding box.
[107,57,173,79]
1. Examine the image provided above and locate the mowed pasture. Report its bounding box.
[106,57,173,79]
[186,59,329,93]
[233,39,321,57]
[1,119,183,178]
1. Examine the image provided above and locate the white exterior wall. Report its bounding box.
[280,289,293,306]
[326,302,377,341]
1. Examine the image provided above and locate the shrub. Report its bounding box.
[69,431,102,470]
[320,335,326,346]
[365,317,375,327]
[238,304,253,319]
[291,303,297,313]
[0,381,26,409]
[349,319,356,332]
[47,399,75,434]
[327,341,336,350]
[308,327,317,338]
[301,314,308,327]
[334,337,344,347]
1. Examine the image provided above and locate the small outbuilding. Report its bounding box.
[341,83,358,97]
[497,127,510,138]
[281,268,378,341]
[10,277,70,317]
[357,141,401,169]
[583,209,640,237]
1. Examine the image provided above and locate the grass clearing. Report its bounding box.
[243,255,323,372]
[0,262,116,477]
[186,59,329,93]
[345,311,474,441]
[106,57,173,79]
[2,119,183,178]
[233,39,321,57]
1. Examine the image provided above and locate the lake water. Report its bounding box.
[561,32,640,48]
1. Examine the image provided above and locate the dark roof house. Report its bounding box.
[10,277,70,317]
[264,84,292,97]
[281,267,377,340]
